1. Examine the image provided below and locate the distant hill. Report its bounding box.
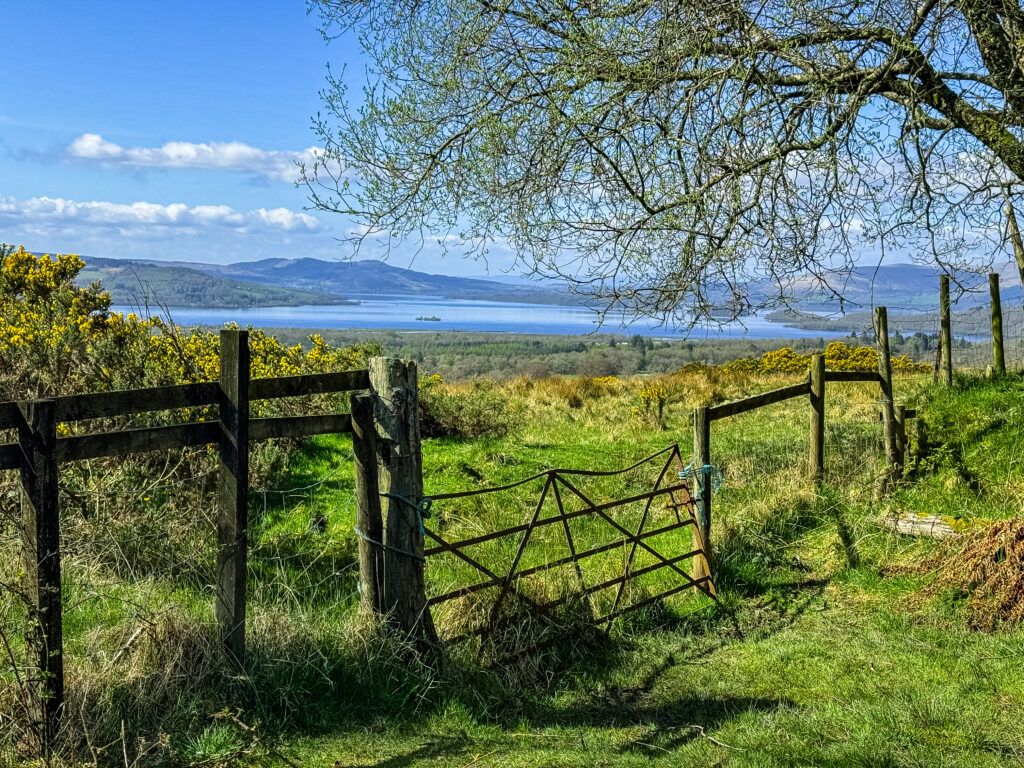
[142,257,577,306]
[77,258,356,309]
[763,262,1023,314]
[71,254,1023,315]
[765,262,1024,332]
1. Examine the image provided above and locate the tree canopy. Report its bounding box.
[305,0,1024,323]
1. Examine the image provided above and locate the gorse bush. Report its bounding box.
[418,374,517,439]
[634,383,668,429]
[714,341,930,376]
[0,246,383,760]
[0,244,381,401]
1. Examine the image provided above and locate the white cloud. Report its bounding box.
[0,195,321,235]
[66,133,321,183]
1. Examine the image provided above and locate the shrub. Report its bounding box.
[418,376,517,438]
[633,382,668,429]
[714,341,930,376]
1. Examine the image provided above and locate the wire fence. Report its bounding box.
[0,436,362,757]
[880,271,1024,373]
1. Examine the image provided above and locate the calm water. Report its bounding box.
[114,296,848,340]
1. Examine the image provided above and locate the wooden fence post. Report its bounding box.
[217,329,249,665]
[894,405,907,469]
[875,307,900,492]
[809,353,825,484]
[368,358,438,642]
[990,273,1005,375]
[940,275,953,385]
[351,392,384,614]
[18,399,63,755]
[692,406,712,581]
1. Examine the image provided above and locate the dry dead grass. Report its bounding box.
[919,518,1024,631]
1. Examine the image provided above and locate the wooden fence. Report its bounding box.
[10,305,928,757]
[7,329,374,754]
[690,306,917,568]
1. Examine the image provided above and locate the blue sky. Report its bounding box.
[0,1,502,275]
[1,3,1009,284]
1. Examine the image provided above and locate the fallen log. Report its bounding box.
[881,512,976,539]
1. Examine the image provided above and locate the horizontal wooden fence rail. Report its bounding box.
[5,329,375,758]
[54,381,220,422]
[249,370,370,400]
[824,370,882,383]
[707,380,811,421]
[706,370,883,424]
[56,421,222,462]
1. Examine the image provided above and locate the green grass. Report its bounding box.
[239,371,1024,766]
[5,370,1024,766]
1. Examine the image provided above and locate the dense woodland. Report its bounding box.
[267,328,946,381]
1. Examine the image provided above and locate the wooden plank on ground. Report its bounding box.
[881,512,976,539]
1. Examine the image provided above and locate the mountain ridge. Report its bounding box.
[68,253,1024,314]
[147,257,577,305]
[76,258,357,309]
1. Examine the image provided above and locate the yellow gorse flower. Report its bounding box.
[715,341,930,376]
[0,245,380,400]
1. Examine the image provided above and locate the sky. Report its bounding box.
[0,1,506,276]
[0,3,1011,286]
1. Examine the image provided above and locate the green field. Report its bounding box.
[4,368,1024,767]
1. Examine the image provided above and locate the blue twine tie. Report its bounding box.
[380,492,433,534]
[678,462,724,493]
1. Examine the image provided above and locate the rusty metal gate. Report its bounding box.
[423,444,716,661]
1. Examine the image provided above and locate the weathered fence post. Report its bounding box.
[875,307,900,492]
[894,405,907,469]
[940,275,953,385]
[18,399,63,755]
[368,358,438,643]
[914,414,930,466]
[809,353,825,484]
[351,392,384,614]
[990,273,1005,375]
[217,329,249,665]
[692,405,712,581]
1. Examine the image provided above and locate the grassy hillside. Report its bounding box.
[76,257,355,308]
[4,361,1024,766]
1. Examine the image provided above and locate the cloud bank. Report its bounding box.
[67,133,320,183]
[0,195,321,235]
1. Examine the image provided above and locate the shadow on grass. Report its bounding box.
[346,697,785,768]
[617,696,789,756]
[334,736,474,768]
